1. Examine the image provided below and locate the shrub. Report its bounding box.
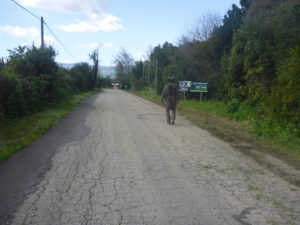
[0,71,25,118]
[225,98,241,113]
[268,46,300,127]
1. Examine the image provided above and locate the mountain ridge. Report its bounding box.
[58,63,115,78]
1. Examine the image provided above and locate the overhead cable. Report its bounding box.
[43,21,75,59]
[9,0,40,21]
[9,0,75,59]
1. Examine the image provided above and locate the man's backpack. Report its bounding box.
[167,84,176,97]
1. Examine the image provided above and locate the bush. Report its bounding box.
[268,46,300,127]
[0,71,26,118]
[55,88,70,101]
[225,98,241,113]
[0,45,99,120]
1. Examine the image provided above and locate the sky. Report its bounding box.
[0,0,240,66]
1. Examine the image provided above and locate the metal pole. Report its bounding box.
[155,59,157,94]
[41,17,44,48]
[184,91,186,101]
[200,92,203,102]
[148,60,150,89]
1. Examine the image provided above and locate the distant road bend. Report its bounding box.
[1,89,299,225]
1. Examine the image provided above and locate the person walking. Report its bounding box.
[161,77,178,125]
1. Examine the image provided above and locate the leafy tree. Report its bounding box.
[213,4,243,60]
[0,43,100,120]
[131,61,146,91]
[70,63,93,91]
[268,46,300,126]
[0,58,5,71]
[223,0,300,106]
[7,45,58,79]
[5,45,59,103]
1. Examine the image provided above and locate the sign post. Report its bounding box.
[190,82,208,101]
[178,81,191,101]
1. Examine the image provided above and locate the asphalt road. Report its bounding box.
[2,89,300,225]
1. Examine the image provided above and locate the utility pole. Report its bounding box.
[155,59,158,94]
[148,60,150,89]
[41,16,44,48]
[142,61,144,78]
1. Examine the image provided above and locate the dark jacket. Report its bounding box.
[161,82,178,103]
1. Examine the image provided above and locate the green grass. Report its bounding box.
[0,90,99,162]
[179,99,258,121]
[139,89,161,100]
[179,100,300,158]
[137,90,300,162]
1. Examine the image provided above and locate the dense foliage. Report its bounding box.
[115,0,299,134]
[0,45,99,120]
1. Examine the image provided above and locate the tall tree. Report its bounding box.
[114,48,134,88]
[89,48,99,88]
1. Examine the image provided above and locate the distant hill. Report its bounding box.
[58,63,115,78]
[99,66,115,78]
[58,63,75,70]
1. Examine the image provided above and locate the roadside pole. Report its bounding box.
[148,60,150,89]
[41,16,44,48]
[155,59,157,94]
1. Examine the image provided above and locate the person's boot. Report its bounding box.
[167,120,171,125]
[171,120,175,125]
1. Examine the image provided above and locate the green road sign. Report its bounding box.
[190,82,208,92]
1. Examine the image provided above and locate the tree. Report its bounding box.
[177,12,224,99]
[131,61,145,91]
[222,0,300,104]
[114,48,134,88]
[188,12,222,42]
[70,63,93,91]
[213,3,244,59]
[7,45,58,79]
[89,48,99,88]
[268,46,300,125]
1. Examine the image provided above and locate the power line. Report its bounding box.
[43,21,75,59]
[9,0,75,59]
[9,0,40,21]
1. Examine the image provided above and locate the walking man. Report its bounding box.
[161,77,178,125]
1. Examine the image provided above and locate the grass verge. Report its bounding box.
[134,89,300,164]
[0,90,99,162]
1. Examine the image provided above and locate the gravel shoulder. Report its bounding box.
[2,89,300,225]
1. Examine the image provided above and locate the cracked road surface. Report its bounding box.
[7,90,300,224]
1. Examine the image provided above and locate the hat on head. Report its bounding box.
[168,77,175,83]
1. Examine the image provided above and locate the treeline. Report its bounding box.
[115,0,300,129]
[0,45,100,120]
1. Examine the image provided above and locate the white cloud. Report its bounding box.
[103,43,113,48]
[58,14,123,32]
[134,53,147,62]
[24,35,56,47]
[81,43,100,49]
[0,25,39,38]
[81,42,113,49]
[20,0,108,15]
[20,42,31,47]
[44,35,55,45]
